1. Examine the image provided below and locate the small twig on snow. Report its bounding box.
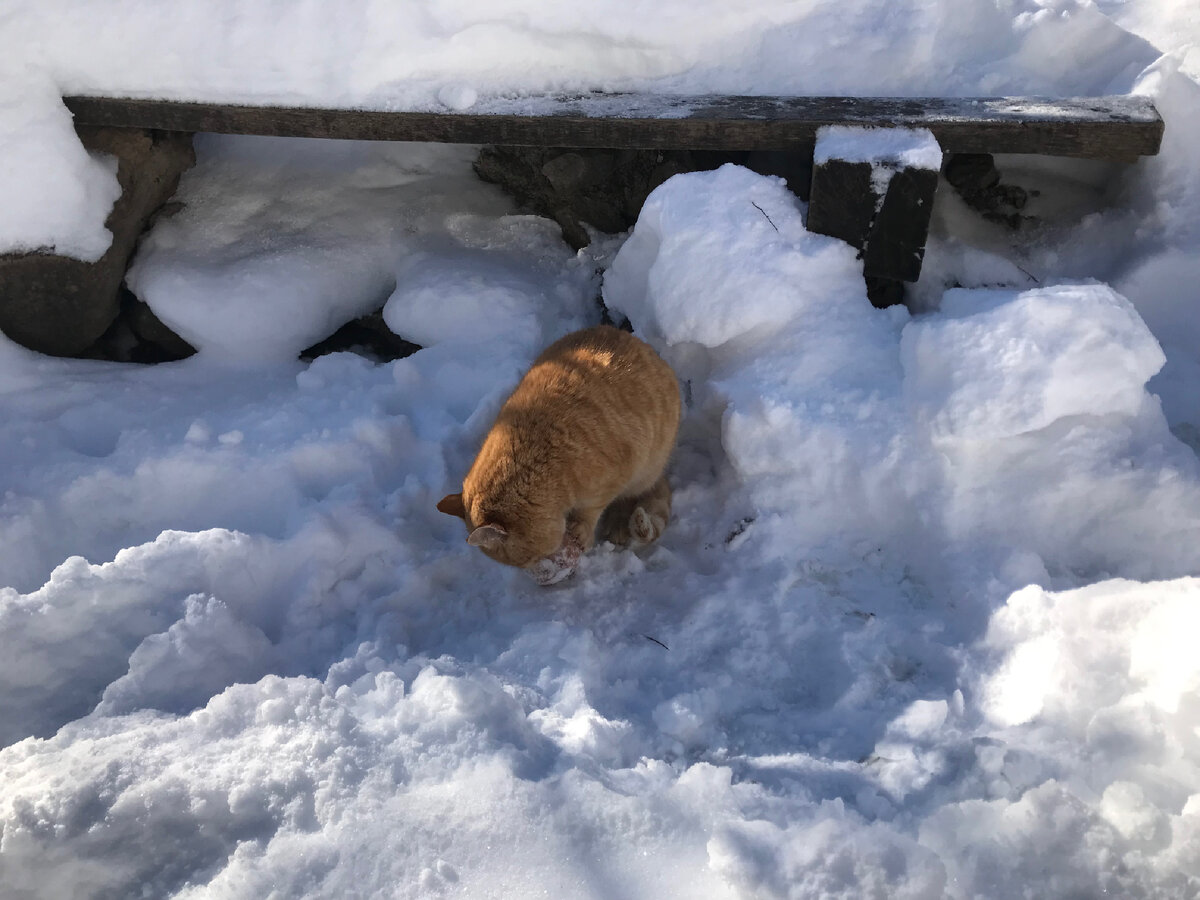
[1014,262,1040,284]
[751,202,779,232]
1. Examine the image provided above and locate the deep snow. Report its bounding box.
[2,2,1200,899]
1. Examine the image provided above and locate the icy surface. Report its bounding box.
[3,2,1200,898]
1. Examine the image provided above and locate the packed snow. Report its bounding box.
[3,1,1200,899]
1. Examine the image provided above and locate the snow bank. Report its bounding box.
[10,0,1162,108]
[608,165,918,559]
[903,283,1200,583]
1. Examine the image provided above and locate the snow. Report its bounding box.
[2,1,1200,898]
[0,0,1174,261]
[126,137,597,361]
[902,283,1165,440]
[604,164,863,349]
[813,126,943,200]
[814,126,944,171]
[0,70,121,260]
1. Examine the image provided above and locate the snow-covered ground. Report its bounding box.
[3,2,1200,898]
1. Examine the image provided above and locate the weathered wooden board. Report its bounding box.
[64,94,1164,161]
[808,158,940,286]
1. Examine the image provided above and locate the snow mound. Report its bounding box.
[0,71,119,259]
[982,578,1200,728]
[912,577,1200,897]
[902,283,1166,441]
[606,164,864,348]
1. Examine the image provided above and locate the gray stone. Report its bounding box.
[125,294,196,361]
[0,127,195,357]
[72,287,195,364]
[943,153,1029,229]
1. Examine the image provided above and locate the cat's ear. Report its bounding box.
[437,493,465,519]
[467,523,508,549]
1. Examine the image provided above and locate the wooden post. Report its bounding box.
[807,127,941,307]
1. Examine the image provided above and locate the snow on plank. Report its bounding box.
[63,94,1164,161]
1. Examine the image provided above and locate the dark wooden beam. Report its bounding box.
[808,154,940,292]
[63,94,1164,161]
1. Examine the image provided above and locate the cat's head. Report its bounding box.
[437,492,564,571]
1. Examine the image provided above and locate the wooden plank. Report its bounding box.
[63,93,1164,161]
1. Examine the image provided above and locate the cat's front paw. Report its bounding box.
[528,558,574,585]
[629,506,667,545]
[526,532,584,586]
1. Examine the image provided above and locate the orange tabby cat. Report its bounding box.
[437,325,680,584]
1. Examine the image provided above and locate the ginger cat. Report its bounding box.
[437,325,680,584]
